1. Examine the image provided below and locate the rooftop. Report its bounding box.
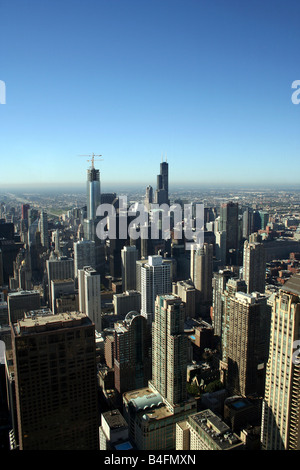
[282,273,300,296]
[14,311,90,335]
[189,409,243,450]
[102,410,128,430]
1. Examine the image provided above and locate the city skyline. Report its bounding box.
[1,0,300,188]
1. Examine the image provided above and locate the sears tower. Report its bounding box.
[155,159,169,205]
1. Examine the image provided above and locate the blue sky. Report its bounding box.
[1,0,300,190]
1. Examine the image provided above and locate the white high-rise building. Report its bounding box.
[150,294,187,408]
[140,255,171,324]
[78,266,101,332]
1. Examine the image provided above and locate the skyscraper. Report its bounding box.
[122,293,197,450]
[243,240,266,294]
[84,157,101,241]
[261,274,300,450]
[39,211,49,250]
[226,291,270,397]
[212,269,232,337]
[144,185,153,211]
[140,255,171,324]
[87,166,100,221]
[121,245,138,292]
[78,266,102,332]
[219,202,239,264]
[155,160,169,205]
[190,243,213,316]
[11,310,99,450]
[150,294,187,407]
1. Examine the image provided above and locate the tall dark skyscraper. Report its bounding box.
[155,159,169,205]
[11,311,99,450]
[219,202,239,264]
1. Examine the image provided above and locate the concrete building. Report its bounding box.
[7,290,41,324]
[113,290,141,317]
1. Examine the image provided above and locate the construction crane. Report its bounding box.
[79,153,103,169]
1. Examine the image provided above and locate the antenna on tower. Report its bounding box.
[78,153,103,169]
